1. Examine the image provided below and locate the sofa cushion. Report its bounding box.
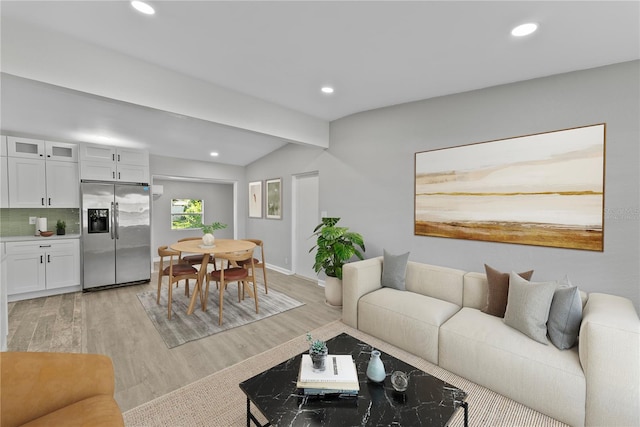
[358,287,460,364]
[405,262,465,306]
[439,307,586,427]
[381,250,410,290]
[482,264,533,317]
[21,395,124,427]
[503,272,557,344]
[548,283,582,350]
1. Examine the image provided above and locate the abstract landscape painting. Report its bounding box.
[414,124,605,251]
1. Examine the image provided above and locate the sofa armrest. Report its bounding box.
[579,293,640,427]
[342,257,383,328]
[1,352,117,427]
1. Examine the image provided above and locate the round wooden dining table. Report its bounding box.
[170,239,256,315]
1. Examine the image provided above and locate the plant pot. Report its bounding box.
[57,229,65,235]
[325,276,343,307]
[202,233,215,246]
[310,348,328,372]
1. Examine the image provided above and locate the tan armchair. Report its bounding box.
[0,351,124,427]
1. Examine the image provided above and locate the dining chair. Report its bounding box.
[205,248,258,325]
[236,239,268,294]
[157,246,199,319]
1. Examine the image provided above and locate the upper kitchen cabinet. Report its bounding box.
[1,136,8,208]
[7,138,77,162]
[80,143,149,183]
[7,140,79,208]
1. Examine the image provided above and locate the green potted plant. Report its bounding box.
[199,221,227,246]
[56,219,66,236]
[310,217,365,306]
[306,333,328,372]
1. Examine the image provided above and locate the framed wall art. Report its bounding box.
[414,123,605,251]
[266,178,282,220]
[249,181,262,218]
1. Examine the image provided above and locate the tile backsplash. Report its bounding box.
[0,208,80,236]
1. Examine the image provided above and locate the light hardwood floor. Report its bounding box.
[9,266,341,412]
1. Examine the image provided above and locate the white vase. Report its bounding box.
[202,233,215,246]
[324,276,343,306]
[366,350,386,382]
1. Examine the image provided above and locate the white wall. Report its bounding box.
[151,179,234,254]
[247,61,640,310]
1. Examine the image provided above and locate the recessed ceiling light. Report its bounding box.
[321,86,334,94]
[131,1,155,15]
[511,23,538,37]
[210,152,219,157]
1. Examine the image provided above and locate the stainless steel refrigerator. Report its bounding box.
[81,181,151,290]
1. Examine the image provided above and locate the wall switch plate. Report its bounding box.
[29,216,37,224]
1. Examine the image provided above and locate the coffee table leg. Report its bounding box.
[246,397,250,427]
[460,401,469,427]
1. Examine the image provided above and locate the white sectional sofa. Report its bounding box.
[343,256,640,427]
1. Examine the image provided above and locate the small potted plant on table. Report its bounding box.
[199,221,227,246]
[56,220,66,236]
[307,333,328,372]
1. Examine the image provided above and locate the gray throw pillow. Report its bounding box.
[504,272,558,344]
[548,279,582,350]
[381,250,410,291]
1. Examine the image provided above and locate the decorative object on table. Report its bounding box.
[366,349,386,382]
[391,371,409,392]
[306,333,328,372]
[310,217,365,306]
[414,123,605,251]
[198,221,227,247]
[265,177,282,220]
[40,231,55,237]
[56,219,66,235]
[248,181,262,218]
[297,353,359,396]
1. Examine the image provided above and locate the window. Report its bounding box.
[171,199,203,230]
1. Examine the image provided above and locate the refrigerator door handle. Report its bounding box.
[115,202,120,240]
[110,202,115,240]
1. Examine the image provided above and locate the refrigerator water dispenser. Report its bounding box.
[88,209,109,233]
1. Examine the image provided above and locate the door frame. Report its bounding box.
[291,171,319,281]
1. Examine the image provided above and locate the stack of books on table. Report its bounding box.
[297,354,359,396]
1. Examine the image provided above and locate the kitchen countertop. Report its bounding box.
[0,234,81,243]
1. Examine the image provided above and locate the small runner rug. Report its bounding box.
[124,320,568,427]
[136,286,304,348]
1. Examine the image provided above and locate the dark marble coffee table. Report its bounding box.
[239,332,468,426]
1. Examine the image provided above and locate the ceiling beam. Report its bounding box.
[1,18,329,148]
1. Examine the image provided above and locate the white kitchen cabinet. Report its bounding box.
[7,157,78,208]
[6,138,77,162]
[45,141,78,162]
[6,239,80,296]
[7,157,47,207]
[7,136,45,159]
[0,142,8,208]
[80,143,149,183]
[0,135,7,156]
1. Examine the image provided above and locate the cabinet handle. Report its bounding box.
[47,254,51,263]
[41,197,45,206]
[39,245,51,248]
[40,255,43,263]
[48,198,51,206]
[118,172,121,180]
[118,154,120,162]
[112,171,115,179]
[112,154,115,161]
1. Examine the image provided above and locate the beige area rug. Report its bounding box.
[124,320,568,427]
[136,286,304,348]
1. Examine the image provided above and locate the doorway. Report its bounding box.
[292,172,319,281]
